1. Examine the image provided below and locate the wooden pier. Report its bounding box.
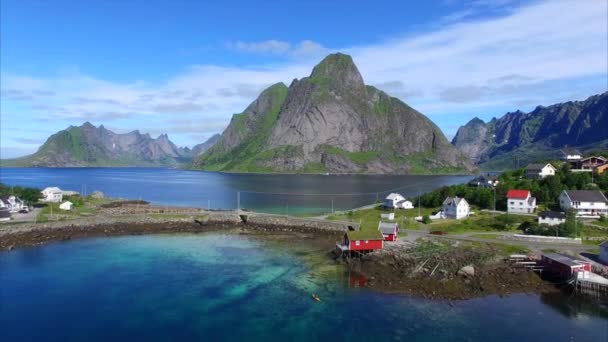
[574,271,608,298]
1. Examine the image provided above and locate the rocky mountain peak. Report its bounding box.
[309,53,365,92]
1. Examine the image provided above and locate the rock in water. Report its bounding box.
[458,265,475,277]
[196,53,473,175]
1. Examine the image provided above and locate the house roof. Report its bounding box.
[526,163,555,171]
[385,193,403,200]
[543,253,587,267]
[378,222,398,234]
[42,187,62,193]
[563,190,608,203]
[347,229,384,241]
[443,197,467,206]
[0,209,10,218]
[562,148,581,155]
[61,201,73,205]
[580,156,607,163]
[507,190,530,199]
[538,211,566,219]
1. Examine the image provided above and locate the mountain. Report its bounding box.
[452,92,608,169]
[191,134,221,156]
[195,53,473,174]
[1,122,192,167]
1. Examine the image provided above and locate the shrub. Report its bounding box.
[422,215,432,224]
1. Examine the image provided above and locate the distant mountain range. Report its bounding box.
[1,122,193,167]
[194,53,473,174]
[451,92,608,169]
[3,53,606,172]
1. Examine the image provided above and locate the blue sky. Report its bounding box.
[1,0,607,158]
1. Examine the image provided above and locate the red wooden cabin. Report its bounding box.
[337,230,384,252]
[541,253,591,279]
[378,221,399,241]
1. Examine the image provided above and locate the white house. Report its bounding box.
[559,190,608,218]
[525,163,557,179]
[0,195,26,213]
[383,193,405,209]
[400,200,414,209]
[59,201,73,211]
[537,211,566,226]
[442,197,470,219]
[506,190,537,214]
[41,187,63,203]
[599,241,608,265]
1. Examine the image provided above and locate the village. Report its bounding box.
[331,151,608,297]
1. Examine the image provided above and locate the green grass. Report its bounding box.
[429,213,531,234]
[327,205,432,240]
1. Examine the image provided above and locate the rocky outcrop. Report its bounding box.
[1,122,191,167]
[191,134,221,156]
[452,92,608,169]
[197,53,473,174]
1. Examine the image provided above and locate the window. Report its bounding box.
[510,201,514,205]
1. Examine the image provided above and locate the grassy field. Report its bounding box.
[36,196,111,222]
[327,205,434,231]
[428,213,532,234]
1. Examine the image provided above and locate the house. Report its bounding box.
[59,201,73,211]
[572,156,607,171]
[594,163,608,175]
[468,175,498,188]
[380,213,395,220]
[0,209,10,222]
[537,211,566,226]
[599,241,608,265]
[559,190,608,218]
[0,195,26,213]
[541,253,591,279]
[399,200,414,209]
[383,193,406,209]
[336,230,384,253]
[378,221,399,241]
[506,190,537,214]
[562,148,582,161]
[442,197,470,219]
[525,163,556,179]
[41,187,63,203]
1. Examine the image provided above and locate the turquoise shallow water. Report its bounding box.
[1,233,607,341]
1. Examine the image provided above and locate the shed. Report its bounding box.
[340,230,384,252]
[541,253,591,279]
[59,201,73,211]
[378,221,399,241]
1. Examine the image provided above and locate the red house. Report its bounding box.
[336,230,384,253]
[541,253,591,279]
[378,221,399,241]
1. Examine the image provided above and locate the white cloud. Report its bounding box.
[1,0,606,153]
[227,39,328,58]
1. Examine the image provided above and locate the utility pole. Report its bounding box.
[331,197,334,214]
[237,191,240,213]
[418,191,421,218]
[493,187,496,214]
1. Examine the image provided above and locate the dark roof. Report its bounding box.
[526,163,554,170]
[0,210,10,218]
[564,190,608,203]
[543,253,586,267]
[378,222,398,234]
[538,211,566,219]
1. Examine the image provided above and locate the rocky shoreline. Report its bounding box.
[0,203,558,301]
[342,242,558,300]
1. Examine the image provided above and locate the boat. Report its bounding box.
[312,294,321,302]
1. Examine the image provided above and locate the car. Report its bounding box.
[19,209,29,214]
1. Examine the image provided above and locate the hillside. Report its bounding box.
[1,122,191,167]
[452,92,608,170]
[195,53,473,174]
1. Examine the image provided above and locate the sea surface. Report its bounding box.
[0,233,606,341]
[0,168,471,214]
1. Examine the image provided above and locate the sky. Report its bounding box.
[1,0,607,158]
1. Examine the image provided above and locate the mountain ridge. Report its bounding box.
[451,92,608,169]
[195,53,474,174]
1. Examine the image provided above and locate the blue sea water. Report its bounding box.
[0,168,470,214]
[1,234,606,341]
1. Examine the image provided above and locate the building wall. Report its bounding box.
[559,193,608,217]
[508,197,535,213]
[349,239,383,251]
[538,217,565,226]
